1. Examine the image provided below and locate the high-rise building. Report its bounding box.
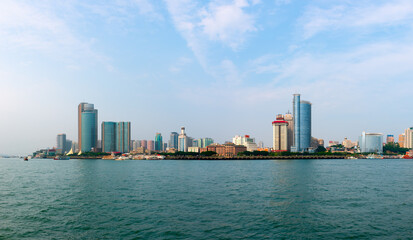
[147,140,154,151]
[78,103,98,152]
[284,112,294,151]
[404,128,413,149]
[169,132,179,149]
[201,138,214,148]
[386,135,395,144]
[116,122,131,153]
[300,100,312,150]
[292,94,301,152]
[65,140,73,153]
[56,134,67,154]
[102,122,116,153]
[291,94,312,152]
[155,133,163,151]
[164,143,167,151]
[178,127,188,152]
[399,133,405,148]
[272,116,288,151]
[141,140,147,149]
[359,132,383,153]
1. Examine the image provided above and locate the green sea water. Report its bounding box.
[1,158,413,239]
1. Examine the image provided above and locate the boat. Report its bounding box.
[24,157,28,161]
[402,155,413,159]
[54,156,70,160]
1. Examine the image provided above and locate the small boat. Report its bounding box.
[24,157,28,161]
[54,156,70,160]
[402,155,413,159]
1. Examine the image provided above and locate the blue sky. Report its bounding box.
[1,0,413,155]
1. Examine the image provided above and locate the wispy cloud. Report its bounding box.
[164,0,259,81]
[300,0,413,39]
[199,0,257,50]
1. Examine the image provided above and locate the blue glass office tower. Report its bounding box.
[292,94,312,152]
[116,122,131,153]
[292,94,301,151]
[169,132,178,149]
[79,103,98,152]
[300,101,312,150]
[102,122,116,153]
[155,133,163,151]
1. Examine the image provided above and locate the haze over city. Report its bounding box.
[1,0,413,155]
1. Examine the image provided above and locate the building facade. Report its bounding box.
[78,103,98,152]
[102,122,116,153]
[404,128,413,149]
[284,112,294,151]
[359,132,383,153]
[399,133,405,148]
[299,100,312,150]
[292,94,301,151]
[155,133,163,151]
[56,134,67,154]
[178,127,188,152]
[386,135,395,144]
[147,140,154,151]
[115,122,131,153]
[169,132,179,149]
[272,117,288,151]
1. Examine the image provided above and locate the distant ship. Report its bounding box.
[54,156,70,160]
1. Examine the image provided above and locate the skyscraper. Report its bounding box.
[272,116,288,151]
[292,94,301,152]
[56,134,67,154]
[169,132,178,149]
[291,94,312,152]
[78,103,98,152]
[141,140,147,149]
[300,100,312,150]
[147,140,154,151]
[116,122,131,153]
[102,122,116,153]
[155,133,163,151]
[178,127,188,152]
[284,112,294,151]
[399,133,405,148]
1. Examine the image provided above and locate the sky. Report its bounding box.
[1,0,413,155]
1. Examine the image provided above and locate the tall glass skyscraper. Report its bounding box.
[78,103,98,152]
[300,101,312,150]
[56,133,66,153]
[292,94,301,151]
[116,122,131,153]
[102,122,116,153]
[292,94,312,152]
[169,132,178,149]
[155,133,163,151]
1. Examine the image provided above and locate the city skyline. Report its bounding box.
[2,0,413,155]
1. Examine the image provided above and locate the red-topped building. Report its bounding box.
[272,115,289,152]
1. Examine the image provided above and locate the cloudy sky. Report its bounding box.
[1,0,413,155]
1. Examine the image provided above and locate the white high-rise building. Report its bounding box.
[178,127,189,152]
[272,116,288,151]
[404,128,413,149]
